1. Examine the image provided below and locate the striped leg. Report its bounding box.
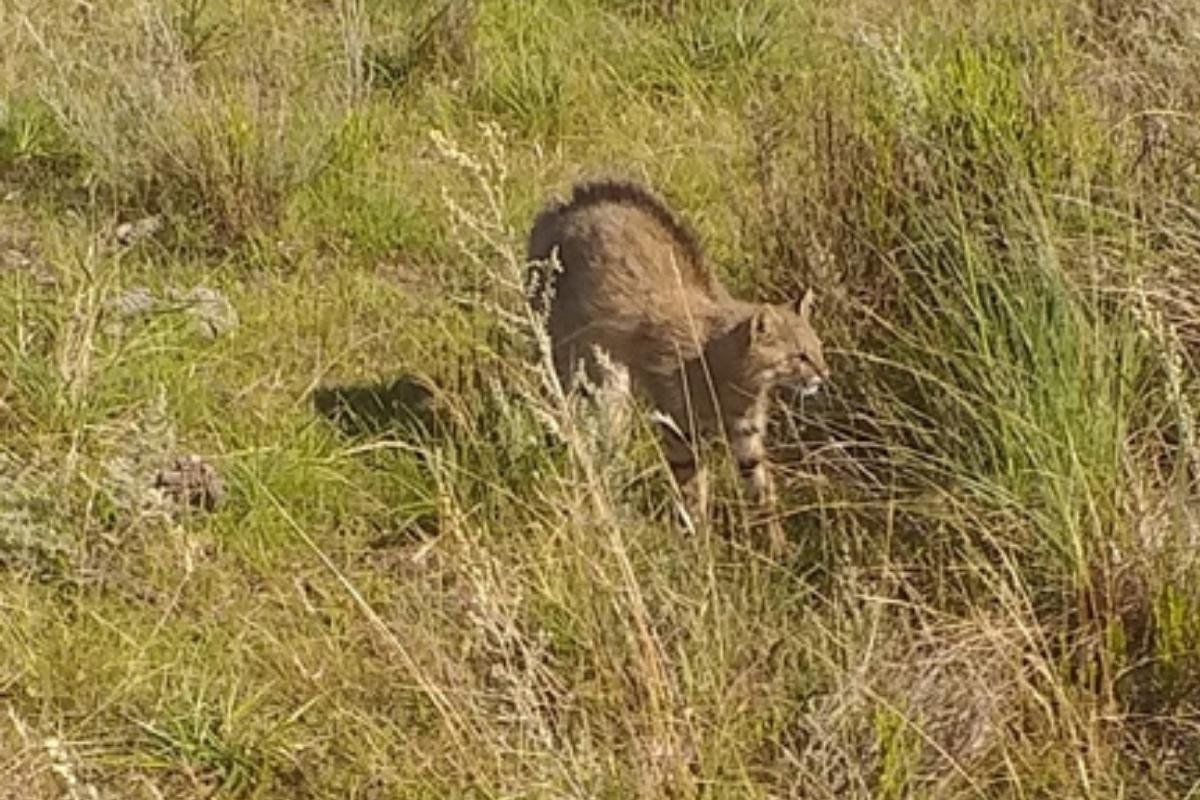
[729,410,772,503]
[728,408,786,555]
[656,416,709,531]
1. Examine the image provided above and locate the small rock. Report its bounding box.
[153,454,224,512]
[0,248,56,286]
[108,286,158,318]
[1,248,31,271]
[114,215,163,247]
[169,286,239,340]
[103,286,159,336]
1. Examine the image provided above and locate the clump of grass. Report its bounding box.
[356,0,477,95]
[12,3,342,249]
[1,0,1199,797]
[0,96,81,189]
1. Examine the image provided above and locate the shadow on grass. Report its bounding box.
[311,375,442,439]
[311,375,446,548]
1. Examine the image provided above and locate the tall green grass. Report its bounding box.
[1,0,1198,796]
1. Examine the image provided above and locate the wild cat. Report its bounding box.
[526,179,828,532]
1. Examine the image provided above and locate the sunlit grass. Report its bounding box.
[0,0,1198,796]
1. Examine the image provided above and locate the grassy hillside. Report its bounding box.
[1,0,1198,796]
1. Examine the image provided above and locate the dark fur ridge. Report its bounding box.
[525,179,714,309]
[557,179,707,272]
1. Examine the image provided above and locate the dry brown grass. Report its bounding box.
[0,0,1198,797]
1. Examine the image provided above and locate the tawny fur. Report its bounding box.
[527,179,829,520]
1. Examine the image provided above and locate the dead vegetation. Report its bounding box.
[0,0,1198,796]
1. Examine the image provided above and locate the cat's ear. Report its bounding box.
[749,307,774,342]
[793,288,815,319]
